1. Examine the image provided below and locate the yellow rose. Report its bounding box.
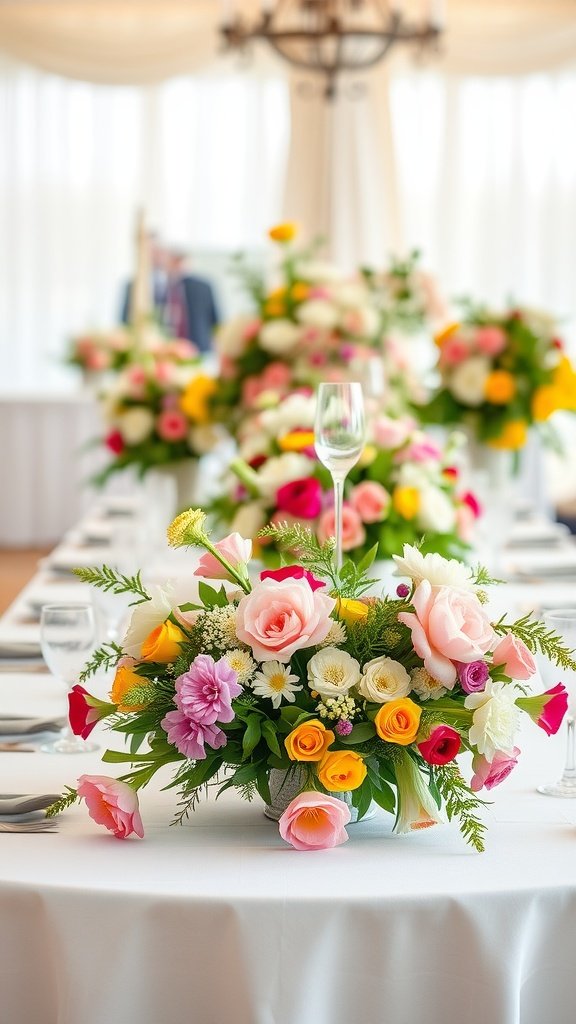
[336,598,369,624]
[285,719,334,762]
[375,698,422,745]
[140,620,186,663]
[263,299,286,318]
[434,322,460,348]
[318,750,367,792]
[484,370,516,404]
[268,222,298,243]
[532,384,562,422]
[110,663,149,712]
[487,420,527,450]
[291,281,310,302]
[180,374,217,424]
[358,444,377,468]
[278,430,315,453]
[392,485,420,520]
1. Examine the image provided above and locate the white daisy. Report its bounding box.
[224,649,256,685]
[252,661,302,709]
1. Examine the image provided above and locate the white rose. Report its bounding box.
[122,584,174,659]
[359,657,411,703]
[260,393,316,437]
[416,486,457,534]
[230,502,267,540]
[307,647,361,698]
[449,356,491,407]
[187,423,223,455]
[216,315,254,358]
[118,406,155,445]
[393,544,476,590]
[259,319,301,355]
[465,681,520,761]
[255,453,313,499]
[296,299,340,330]
[336,281,371,308]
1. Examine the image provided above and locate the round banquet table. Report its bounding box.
[0,671,575,1024]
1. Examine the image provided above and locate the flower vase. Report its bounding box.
[264,767,376,824]
[146,460,199,519]
[464,434,516,573]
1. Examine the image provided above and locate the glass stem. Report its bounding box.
[563,717,576,781]
[333,475,345,572]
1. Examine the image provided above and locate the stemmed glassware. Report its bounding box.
[40,603,98,754]
[537,609,576,797]
[314,382,366,570]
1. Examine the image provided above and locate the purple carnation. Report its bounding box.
[175,654,242,725]
[457,660,489,694]
[161,710,227,760]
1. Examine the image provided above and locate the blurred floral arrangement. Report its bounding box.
[421,304,576,450]
[95,351,220,484]
[66,323,197,380]
[211,392,480,564]
[50,512,573,852]
[213,225,437,426]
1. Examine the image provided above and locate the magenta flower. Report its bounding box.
[470,747,520,792]
[175,654,242,726]
[161,709,227,760]
[516,683,568,735]
[335,719,353,737]
[417,725,461,765]
[457,660,489,694]
[276,477,323,520]
[260,565,325,592]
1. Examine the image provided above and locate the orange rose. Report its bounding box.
[285,719,334,762]
[110,663,149,712]
[532,384,562,422]
[140,620,186,663]
[291,281,310,302]
[374,698,422,746]
[484,370,516,404]
[180,374,217,424]
[278,430,315,453]
[318,750,367,792]
[268,222,297,243]
[434,322,460,347]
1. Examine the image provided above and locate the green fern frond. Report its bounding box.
[45,786,79,818]
[79,641,123,683]
[494,613,576,671]
[434,763,487,853]
[73,565,149,605]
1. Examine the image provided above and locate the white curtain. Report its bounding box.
[0,57,289,390]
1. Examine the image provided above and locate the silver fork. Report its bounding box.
[0,820,59,833]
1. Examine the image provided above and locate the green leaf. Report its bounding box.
[242,714,262,757]
[356,543,379,575]
[261,719,281,757]
[351,780,373,819]
[255,766,272,806]
[370,780,396,814]
[339,722,377,745]
[198,581,228,609]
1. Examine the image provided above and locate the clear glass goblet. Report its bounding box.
[537,608,576,797]
[314,381,366,571]
[40,603,98,754]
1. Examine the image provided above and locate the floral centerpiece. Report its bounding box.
[421,303,576,450]
[95,350,221,486]
[49,513,572,852]
[214,225,433,426]
[66,324,196,380]
[212,392,480,563]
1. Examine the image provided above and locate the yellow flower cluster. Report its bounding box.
[532,357,576,422]
[180,374,217,424]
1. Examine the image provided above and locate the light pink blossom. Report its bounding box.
[156,409,189,441]
[194,533,252,581]
[350,481,390,523]
[77,775,144,839]
[492,634,536,680]
[279,791,350,851]
[317,504,366,551]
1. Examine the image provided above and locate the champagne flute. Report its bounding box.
[40,604,98,754]
[537,609,576,797]
[314,382,366,571]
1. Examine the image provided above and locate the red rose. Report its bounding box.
[276,477,322,519]
[260,565,325,591]
[105,430,124,455]
[417,724,461,765]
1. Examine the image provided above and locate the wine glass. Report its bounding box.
[537,609,576,797]
[314,382,366,570]
[40,604,98,754]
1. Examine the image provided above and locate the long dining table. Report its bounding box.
[1,503,576,1024]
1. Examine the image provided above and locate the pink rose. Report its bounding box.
[492,634,536,680]
[461,490,483,519]
[455,504,475,543]
[396,438,442,463]
[77,775,144,839]
[418,724,461,765]
[276,477,322,519]
[154,360,176,386]
[439,336,470,367]
[373,416,413,450]
[399,580,496,686]
[470,747,520,792]
[278,791,350,851]
[156,409,188,441]
[86,349,111,371]
[242,318,262,341]
[475,326,507,356]
[317,504,366,552]
[194,532,252,581]
[350,481,390,523]
[125,365,147,397]
[235,576,335,662]
[263,362,293,390]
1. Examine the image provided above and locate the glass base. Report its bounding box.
[40,737,99,755]
[537,778,576,798]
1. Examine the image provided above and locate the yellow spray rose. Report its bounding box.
[285,719,334,762]
[110,663,149,712]
[336,598,369,624]
[318,750,367,792]
[140,620,186,663]
[434,322,460,347]
[180,375,217,424]
[484,370,516,404]
[278,430,315,453]
[487,420,527,450]
[291,281,310,302]
[268,222,298,243]
[374,698,422,745]
[392,486,420,520]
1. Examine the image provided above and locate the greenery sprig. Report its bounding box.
[258,522,378,597]
[46,786,79,818]
[494,613,576,671]
[434,763,487,853]
[73,565,150,605]
[78,640,123,683]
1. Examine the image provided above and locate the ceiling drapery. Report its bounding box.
[0,2,576,85]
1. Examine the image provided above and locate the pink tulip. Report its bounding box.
[77,775,144,839]
[279,792,350,851]
[516,684,568,736]
[194,533,252,581]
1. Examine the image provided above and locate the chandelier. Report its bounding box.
[221,1,444,99]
